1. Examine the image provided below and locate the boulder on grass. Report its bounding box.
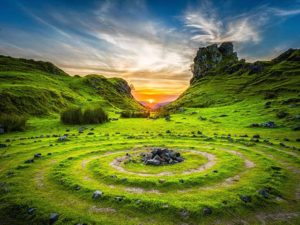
[92,190,103,199]
[57,135,67,142]
[49,213,59,225]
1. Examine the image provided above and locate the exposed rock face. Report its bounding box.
[114,79,132,96]
[191,42,238,83]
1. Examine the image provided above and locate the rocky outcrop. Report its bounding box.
[191,42,238,83]
[113,78,132,96]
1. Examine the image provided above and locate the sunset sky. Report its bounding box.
[1,0,300,103]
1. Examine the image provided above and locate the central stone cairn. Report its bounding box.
[141,148,184,166]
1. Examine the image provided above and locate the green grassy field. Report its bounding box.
[0,105,299,225]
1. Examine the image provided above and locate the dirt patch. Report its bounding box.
[82,160,88,168]
[224,175,240,185]
[82,156,99,168]
[226,150,255,168]
[244,159,255,168]
[89,206,116,213]
[125,187,160,194]
[35,170,45,189]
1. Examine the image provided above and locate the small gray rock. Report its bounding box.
[24,159,34,164]
[115,196,123,201]
[146,159,161,166]
[203,207,212,215]
[240,195,251,203]
[49,213,59,224]
[58,135,67,142]
[28,208,36,215]
[258,188,269,198]
[179,209,189,218]
[92,190,103,199]
[34,153,42,158]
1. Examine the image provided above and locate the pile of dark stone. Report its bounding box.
[141,148,184,166]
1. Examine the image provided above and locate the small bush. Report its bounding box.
[0,114,27,132]
[120,111,150,118]
[60,106,108,124]
[83,107,108,124]
[61,107,83,124]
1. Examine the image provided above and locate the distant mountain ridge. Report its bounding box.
[0,55,144,116]
[139,101,171,110]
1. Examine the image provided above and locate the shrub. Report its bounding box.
[61,107,83,124]
[61,106,108,124]
[83,107,108,124]
[0,114,27,132]
[120,111,150,118]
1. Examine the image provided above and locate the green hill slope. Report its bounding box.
[167,43,300,128]
[0,55,144,116]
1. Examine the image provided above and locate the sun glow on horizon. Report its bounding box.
[148,99,155,104]
[132,89,180,104]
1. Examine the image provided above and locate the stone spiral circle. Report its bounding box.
[0,131,299,225]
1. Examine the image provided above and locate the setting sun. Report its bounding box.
[148,99,155,104]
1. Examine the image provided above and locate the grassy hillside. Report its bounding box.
[0,55,144,116]
[167,48,300,129]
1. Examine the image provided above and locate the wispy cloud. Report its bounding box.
[271,8,300,16]
[184,2,300,45]
[184,12,260,43]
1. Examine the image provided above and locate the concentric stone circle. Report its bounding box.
[0,133,299,225]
